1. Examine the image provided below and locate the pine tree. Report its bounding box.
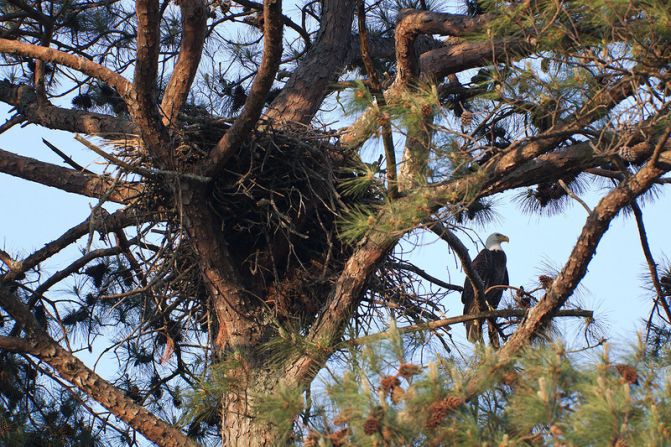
[0,0,670,445]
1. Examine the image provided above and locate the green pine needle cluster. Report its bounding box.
[252,326,671,446]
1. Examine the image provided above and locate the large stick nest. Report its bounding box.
[114,118,384,324]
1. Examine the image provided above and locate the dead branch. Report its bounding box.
[357,0,398,197]
[41,138,92,173]
[1,207,146,283]
[389,261,463,292]
[631,200,671,324]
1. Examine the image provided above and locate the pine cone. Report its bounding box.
[332,411,350,426]
[327,428,350,447]
[421,104,433,117]
[615,364,639,385]
[426,395,465,429]
[618,142,649,164]
[502,370,519,386]
[398,363,422,379]
[380,375,400,394]
[363,414,381,435]
[391,384,405,404]
[461,110,474,127]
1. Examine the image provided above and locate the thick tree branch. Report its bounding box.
[178,184,257,351]
[419,39,524,80]
[133,0,172,162]
[484,138,668,194]
[233,0,311,49]
[265,0,356,125]
[285,237,393,384]
[134,0,160,114]
[207,0,283,175]
[484,74,646,181]
[341,12,498,149]
[0,147,141,203]
[0,335,32,352]
[0,286,198,447]
[0,81,137,136]
[160,0,208,126]
[393,9,488,86]
[0,39,170,160]
[0,38,132,96]
[490,150,671,368]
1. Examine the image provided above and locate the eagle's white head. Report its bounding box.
[485,232,509,251]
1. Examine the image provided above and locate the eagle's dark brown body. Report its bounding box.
[461,248,508,343]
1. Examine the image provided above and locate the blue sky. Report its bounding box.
[2,99,669,351]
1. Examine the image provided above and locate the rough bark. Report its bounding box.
[178,183,259,351]
[0,81,137,136]
[265,0,356,125]
[0,147,141,203]
[208,0,284,175]
[133,0,172,162]
[419,39,524,80]
[221,368,285,447]
[0,38,133,96]
[161,0,208,126]
[393,10,488,86]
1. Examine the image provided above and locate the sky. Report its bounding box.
[1,4,670,443]
[2,99,669,352]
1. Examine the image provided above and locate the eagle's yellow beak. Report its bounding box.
[501,235,510,243]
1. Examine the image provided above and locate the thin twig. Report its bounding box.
[357,0,398,197]
[345,308,593,346]
[75,134,211,182]
[389,261,463,292]
[630,200,671,328]
[558,178,592,214]
[42,138,93,173]
[0,114,25,134]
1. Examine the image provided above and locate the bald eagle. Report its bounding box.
[461,232,509,343]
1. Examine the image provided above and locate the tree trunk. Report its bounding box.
[221,365,287,447]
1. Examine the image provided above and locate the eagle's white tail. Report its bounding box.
[465,320,483,343]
